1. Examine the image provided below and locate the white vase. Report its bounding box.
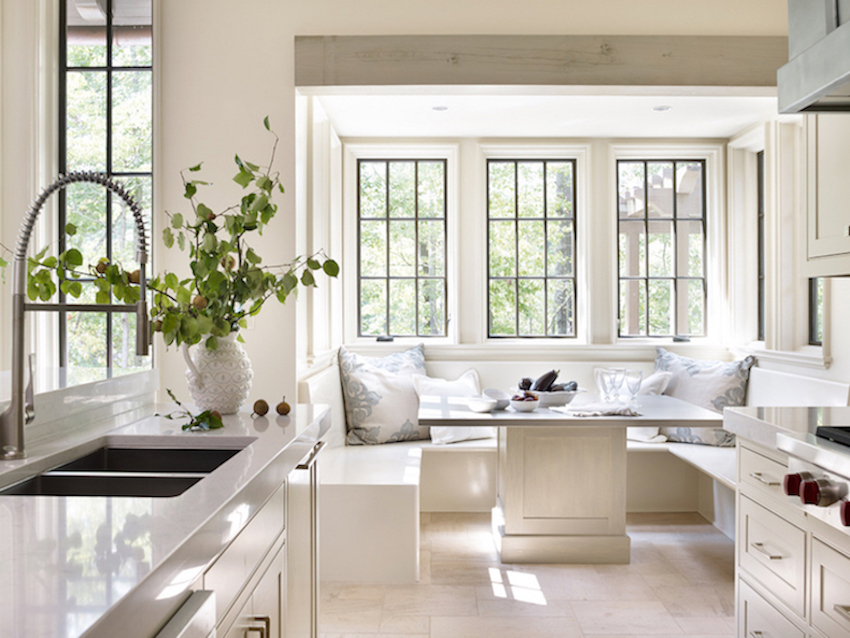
[182,334,253,414]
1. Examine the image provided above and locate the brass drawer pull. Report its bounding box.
[749,472,780,486]
[750,632,764,637]
[751,542,783,560]
[246,615,271,638]
[834,604,850,623]
[296,441,326,470]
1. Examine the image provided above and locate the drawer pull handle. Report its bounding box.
[247,615,271,638]
[749,472,780,486]
[834,604,850,623]
[296,441,326,470]
[750,632,764,638]
[751,542,783,560]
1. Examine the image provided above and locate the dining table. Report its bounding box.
[417,393,723,564]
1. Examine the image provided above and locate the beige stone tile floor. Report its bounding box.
[320,511,735,638]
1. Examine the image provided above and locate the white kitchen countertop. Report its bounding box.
[0,400,330,638]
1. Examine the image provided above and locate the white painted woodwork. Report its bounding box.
[295,35,787,88]
[739,444,790,505]
[222,541,285,638]
[811,537,850,638]
[738,577,806,638]
[287,452,320,638]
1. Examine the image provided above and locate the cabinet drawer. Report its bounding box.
[739,495,806,617]
[812,537,850,638]
[205,483,286,625]
[738,577,805,638]
[740,445,788,504]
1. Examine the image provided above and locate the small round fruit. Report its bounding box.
[128,269,141,284]
[95,261,108,274]
[276,397,291,416]
[221,255,236,270]
[153,320,163,332]
[210,410,222,421]
[253,399,269,416]
[192,295,208,310]
[206,211,216,221]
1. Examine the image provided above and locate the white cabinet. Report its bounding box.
[805,113,850,276]
[223,543,285,638]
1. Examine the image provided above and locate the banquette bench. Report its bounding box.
[299,361,850,584]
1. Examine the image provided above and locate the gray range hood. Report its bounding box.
[778,0,850,112]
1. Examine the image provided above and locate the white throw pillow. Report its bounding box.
[627,371,674,443]
[339,345,430,445]
[413,370,495,445]
[637,370,673,396]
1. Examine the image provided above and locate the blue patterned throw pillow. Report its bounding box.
[656,347,755,447]
[338,344,430,445]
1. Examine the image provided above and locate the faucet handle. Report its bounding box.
[24,353,34,424]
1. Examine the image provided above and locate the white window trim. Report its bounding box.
[478,142,591,345]
[610,142,725,346]
[342,141,460,346]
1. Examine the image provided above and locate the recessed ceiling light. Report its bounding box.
[432,106,449,111]
[653,105,672,112]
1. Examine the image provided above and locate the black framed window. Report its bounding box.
[487,159,576,338]
[810,277,824,346]
[60,0,152,377]
[617,160,707,338]
[357,159,447,337]
[757,151,765,341]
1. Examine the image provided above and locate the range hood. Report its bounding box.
[778,0,850,112]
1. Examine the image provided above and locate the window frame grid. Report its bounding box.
[616,159,708,339]
[59,0,153,373]
[356,158,448,338]
[486,158,577,339]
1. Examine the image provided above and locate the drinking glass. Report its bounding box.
[595,368,612,401]
[625,369,643,405]
[607,368,626,403]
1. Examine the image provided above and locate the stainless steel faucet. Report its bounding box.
[0,171,151,459]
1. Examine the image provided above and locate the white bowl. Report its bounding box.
[482,388,510,410]
[510,399,539,412]
[536,390,581,407]
[468,397,498,413]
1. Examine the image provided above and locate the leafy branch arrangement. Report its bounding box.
[157,388,224,431]
[11,117,339,350]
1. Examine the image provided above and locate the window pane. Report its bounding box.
[547,279,575,336]
[679,279,705,336]
[389,161,415,218]
[112,0,152,67]
[619,280,646,336]
[618,161,645,218]
[359,162,386,218]
[360,221,387,276]
[112,176,151,268]
[677,221,704,278]
[67,311,107,372]
[417,161,444,218]
[66,0,106,67]
[518,220,545,277]
[547,220,574,277]
[389,279,416,336]
[360,280,386,335]
[418,220,444,276]
[546,162,573,218]
[648,279,674,336]
[489,280,516,336]
[489,162,515,218]
[518,279,545,336]
[67,71,107,170]
[648,221,673,277]
[389,221,415,277]
[647,161,673,218]
[67,182,107,268]
[619,221,646,278]
[676,162,704,218]
[111,312,146,370]
[517,162,544,218]
[418,279,445,336]
[489,221,516,277]
[112,71,152,172]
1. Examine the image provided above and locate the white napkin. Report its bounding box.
[553,403,641,417]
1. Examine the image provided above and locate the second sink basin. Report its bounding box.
[0,473,203,497]
[52,446,242,474]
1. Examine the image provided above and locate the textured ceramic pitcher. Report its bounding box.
[182,334,253,414]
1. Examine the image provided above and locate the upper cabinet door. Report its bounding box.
[807,113,850,275]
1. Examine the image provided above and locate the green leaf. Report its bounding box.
[256,176,272,192]
[180,316,199,340]
[245,161,260,171]
[65,248,83,267]
[165,272,179,290]
[205,335,218,350]
[43,256,57,268]
[176,287,191,306]
[162,313,178,335]
[245,248,261,264]
[238,319,248,329]
[234,154,245,170]
[307,258,321,270]
[184,182,197,199]
[197,203,214,220]
[323,259,340,277]
[65,223,77,236]
[197,314,213,334]
[163,227,174,248]
[171,213,183,228]
[188,162,203,172]
[250,193,268,213]
[35,245,49,261]
[301,270,315,286]
[263,115,271,131]
[177,232,186,251]
[96,289,110,304]
[237,333,245,343]
[283,272,298,293]
[27,281,38,301]
[68,281,82,298]
[233,169,253,188]
[201,232,217,253]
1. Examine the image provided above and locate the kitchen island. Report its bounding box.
[0,372,329,638]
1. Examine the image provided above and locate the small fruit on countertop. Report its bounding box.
[532,369,560,392]
[276,397,291,415]
[128,269,141,284]
[192,295,208,310]
[210,410,222,421]
[511,390,539,402]
[519,377,533,391]
[252,399,269,416]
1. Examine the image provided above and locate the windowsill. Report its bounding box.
[730,343,831,370]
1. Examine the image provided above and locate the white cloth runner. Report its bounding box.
[553,403,642,417]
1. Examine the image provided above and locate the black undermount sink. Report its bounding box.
[0,446,244,498]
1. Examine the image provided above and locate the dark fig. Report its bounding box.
[563,380,578,392]
[550,383,566,392]
[531,369,560,392]
[519,377,533,391]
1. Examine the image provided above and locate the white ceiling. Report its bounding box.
[317,93,779,139]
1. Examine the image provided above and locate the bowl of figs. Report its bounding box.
[510,390,539,412]
[516,370,582,407]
